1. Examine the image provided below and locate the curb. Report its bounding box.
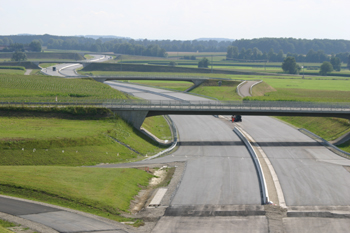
[249,80,263,96]
[236,80,247,97]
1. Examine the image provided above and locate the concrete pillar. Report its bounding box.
[93,78,106,83]
[113,110,149,129]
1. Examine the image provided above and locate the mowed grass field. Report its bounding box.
[0,74,133,102]
[0,166,153,222]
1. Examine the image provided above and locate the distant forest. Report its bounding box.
[1,35,349,60]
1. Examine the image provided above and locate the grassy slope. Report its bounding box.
[0,226,12,233]
[190,80,242,101]
[0,166,153,221]
[143,116,172,140]
[0,112,165,166]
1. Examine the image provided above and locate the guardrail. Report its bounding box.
[143,115,178,161]
[299,128,350,159]
[234,127,268,204]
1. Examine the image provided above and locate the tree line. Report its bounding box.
[227,46,350,64]
[232,38,350,54]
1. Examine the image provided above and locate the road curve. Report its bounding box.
[41,54,110,77]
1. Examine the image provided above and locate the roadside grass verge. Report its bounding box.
[338,140,350,153]
[0,109,165,165]
[127,80,193,92]
[39,63,58,68]
[0,166,153,222]
[143,116,172,141]
[0,220,16,228]
[190,80,242,101]
[0,226,12,233]
[276,116,350,141]
[0,74,133,102]
[84,54,94,60]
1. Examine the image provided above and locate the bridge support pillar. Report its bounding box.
[185,79,205,92]
[113,110,149,129]
[93,78,106,83]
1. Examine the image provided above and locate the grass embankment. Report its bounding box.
[0,74,133,102]
[190,80,242,101]
[0,166,153,222]
[84,54,94,60]
[0,108,165,166]
[143,116,172,141]
[250,81,350,152]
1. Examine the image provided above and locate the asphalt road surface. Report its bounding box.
[41,54,110,77]
[238,80,260,97]
[104,81,350,232]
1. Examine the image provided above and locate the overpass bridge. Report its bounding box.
[104,100,350,128]
[3,100,348,129]
[66,75,231,91]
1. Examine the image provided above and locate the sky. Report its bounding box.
[0,0,350,40]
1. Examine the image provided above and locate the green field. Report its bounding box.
[0,74,133,102]
[0,166,153,221]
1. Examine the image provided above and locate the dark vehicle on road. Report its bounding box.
[232,115,242,122]
[52,67,56,71]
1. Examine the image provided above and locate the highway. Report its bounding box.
[1,58,349,232]
[103,81,350,232]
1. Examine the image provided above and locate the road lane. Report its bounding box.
[240,116,350,206]
[106,81,262,205]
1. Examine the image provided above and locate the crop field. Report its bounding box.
[0,74,133,102]
[0,166,153,221]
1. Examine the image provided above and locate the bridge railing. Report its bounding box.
[103,100,350,111]
[1,100,349,112]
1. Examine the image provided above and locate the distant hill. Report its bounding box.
[195,38,235,42]
[81,35,131,40]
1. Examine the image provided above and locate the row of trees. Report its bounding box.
[232,38,350,54]
[282,55,350,75]
[227,46,285,62]
[1,40,42,52]
[227,46,350,64]
[46,38,167,57]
